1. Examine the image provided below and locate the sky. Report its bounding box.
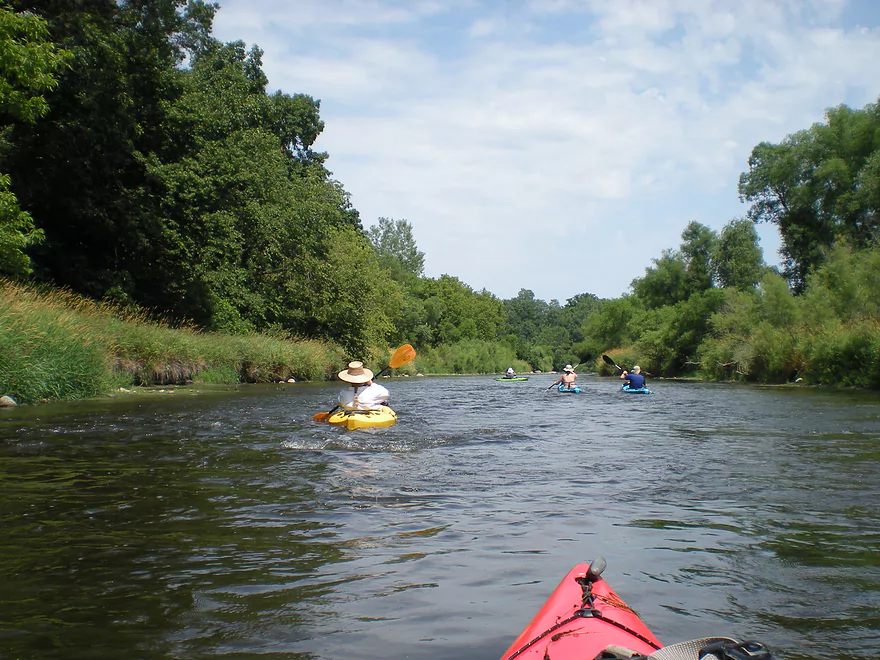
[211,0,880,303]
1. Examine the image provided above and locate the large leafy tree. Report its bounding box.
[4,3,378,349]
[138,40,352,330]
[633,222,718,308]
[739,100,880,291]
[711,219,766,290]
[366,217,425,281]
[0,4,67,277]
[7,0,217,297]
[504,289,549,344]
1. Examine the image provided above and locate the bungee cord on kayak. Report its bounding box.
[500,558,774,660]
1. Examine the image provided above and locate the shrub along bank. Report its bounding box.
[0,282,537,405]
[0,281,346,404]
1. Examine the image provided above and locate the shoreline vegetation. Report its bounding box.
[3,6,880,405]
[0,281,345,405]
[5,262,879,407]
[0,282,531,406]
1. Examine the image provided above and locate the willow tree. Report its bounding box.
[739,100,880,291]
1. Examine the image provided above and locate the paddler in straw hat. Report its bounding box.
[337,361,390,411]
[551,364,578,389]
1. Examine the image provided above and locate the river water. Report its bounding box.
[1,375,878,659]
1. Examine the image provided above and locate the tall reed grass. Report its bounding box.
[0,281,345,404]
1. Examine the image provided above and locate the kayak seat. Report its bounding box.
[594,638,772,660]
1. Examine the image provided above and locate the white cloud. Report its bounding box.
[211,0,880,301]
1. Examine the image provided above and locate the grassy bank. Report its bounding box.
[1,281,346,404]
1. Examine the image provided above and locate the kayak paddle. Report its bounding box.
[602,354,623,372]
[312,344,417,422]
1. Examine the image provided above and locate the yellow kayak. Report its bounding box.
[328,406,398,430]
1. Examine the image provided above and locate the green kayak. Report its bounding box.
[495,376,529,381]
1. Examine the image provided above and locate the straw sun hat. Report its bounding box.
[337,361,374,384]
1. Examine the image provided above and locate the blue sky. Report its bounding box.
[212,0,880,303]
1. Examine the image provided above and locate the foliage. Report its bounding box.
[0,173,43,277]
[0,4,67,122]
[634,290,725,375]
[632,250,689,308]
[502,289,601,370]
[7,0,218,297]
[0,5,67,277]
[713,219,766,290]
[295,227,405,357]
[739,99,880,290]
[695,246,880,386]
[366,217,425,281]
[632,222,718,308]
[578,296,640,358]
[3,3,879,390]
[0,280,345,403]
[413,339,527,375]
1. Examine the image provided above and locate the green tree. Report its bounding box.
[414,275,506,347]
[635,289,724,374]
[680,221,717,293]
[299,227,405,355]
[134,39,350,331]
[0,5,66,277]
[366,217,425,281]
[632,250,689,308]
[739,100,880,290]
[633,222,717,308]
[801,242,880,324]
[712,219,765,290]
[581,296,640,354]
[504,289,548,341]
[7,0,217,296]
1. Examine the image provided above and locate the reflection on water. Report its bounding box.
[1,377,879,659]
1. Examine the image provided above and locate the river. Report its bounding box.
[1,375,878,659]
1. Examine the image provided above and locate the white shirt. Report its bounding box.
[337,382,390,411]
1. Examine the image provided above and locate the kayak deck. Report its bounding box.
[558,384,580,393]
[501,560,662,660]
[496,376,529,381]
[327,405,397,430]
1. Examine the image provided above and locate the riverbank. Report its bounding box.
[1,281,534,407]
[1,281,347,405]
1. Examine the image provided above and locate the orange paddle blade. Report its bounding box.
[388,344,416,369]
[312,412,330,422]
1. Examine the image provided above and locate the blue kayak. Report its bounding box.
[558,384,580,393]
[621,384,651,394]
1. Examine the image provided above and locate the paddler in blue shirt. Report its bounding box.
[620,365,646,389]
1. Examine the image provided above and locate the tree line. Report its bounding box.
[502,100,880,385]
[2,1,879,385]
